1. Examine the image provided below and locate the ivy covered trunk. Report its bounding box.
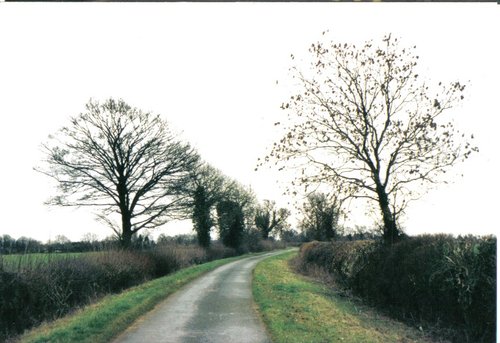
[376,183,399,245]
[193,185,212,248]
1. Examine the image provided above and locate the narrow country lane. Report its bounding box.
[113,251,285,343]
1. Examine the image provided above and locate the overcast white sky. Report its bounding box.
[0,3,498,242]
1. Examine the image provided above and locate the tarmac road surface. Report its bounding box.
[113,251,286,343]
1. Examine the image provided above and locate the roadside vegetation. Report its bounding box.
[253,32,495,343]
[0,96,300,341]
[253,251,436,343]
[33,98,298,252]
[297,236,496,343]
[3,95,298,341]
[17,252,256,343]
[0,236,285,342]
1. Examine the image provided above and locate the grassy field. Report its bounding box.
[0,252,87,272]
[17,253,253,343]
[253,251,438,343]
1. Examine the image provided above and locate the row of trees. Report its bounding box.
[0,235,43,254]
[0,233,113,254]
[36,99,292,249]
[190,164,291,249]
[37,35,477,247]
[0,193,370,255]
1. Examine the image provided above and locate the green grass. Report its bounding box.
[0,252,88,272]
[18,253,252,343]
[253,251,436,343]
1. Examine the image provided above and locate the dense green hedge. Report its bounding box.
[298,235,496,343]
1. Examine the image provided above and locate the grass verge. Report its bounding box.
[253,251,438,343]
[17,253,253,343]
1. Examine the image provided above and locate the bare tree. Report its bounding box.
[53,235,71,245]
[299,192,341,241]
[254,200,290,239]
[81,232,99,244]
[37,99,199,248]
[261,34,477,244]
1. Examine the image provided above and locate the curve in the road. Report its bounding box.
[113,251,285,343]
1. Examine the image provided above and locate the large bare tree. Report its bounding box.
[254,200,290,239]
[261,34,477,244]
[37,99,199,247]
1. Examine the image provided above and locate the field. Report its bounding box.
[1,253,87,272]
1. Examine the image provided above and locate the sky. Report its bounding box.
[0,3,498,243]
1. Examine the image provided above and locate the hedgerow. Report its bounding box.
[0,242,235,340]
[297,235,496,343]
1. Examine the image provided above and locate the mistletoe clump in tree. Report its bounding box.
[261,34,477,244]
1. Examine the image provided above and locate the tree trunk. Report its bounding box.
[261,229,270,240]
[197,227,211,248]
[375,183,399,245]
[121,211,133,248]
[193,211,212,247]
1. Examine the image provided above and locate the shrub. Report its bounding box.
[0,271,32,336]
[205,242,237,260]
[147,244,208,277]
[298,240,376,288]
[87,250,155,292]
[0,243,225,341]
[0,239,286,341]
[297,235,497,343]
[241,229,285,254]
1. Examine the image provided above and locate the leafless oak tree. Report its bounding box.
[261,34,477,244]
[37,99,199,247]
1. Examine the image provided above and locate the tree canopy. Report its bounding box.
[37,98,199,247]
[254,200,290,239]
[216,181,256,249]
[261,34,477,243]
[299,192,341,241]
